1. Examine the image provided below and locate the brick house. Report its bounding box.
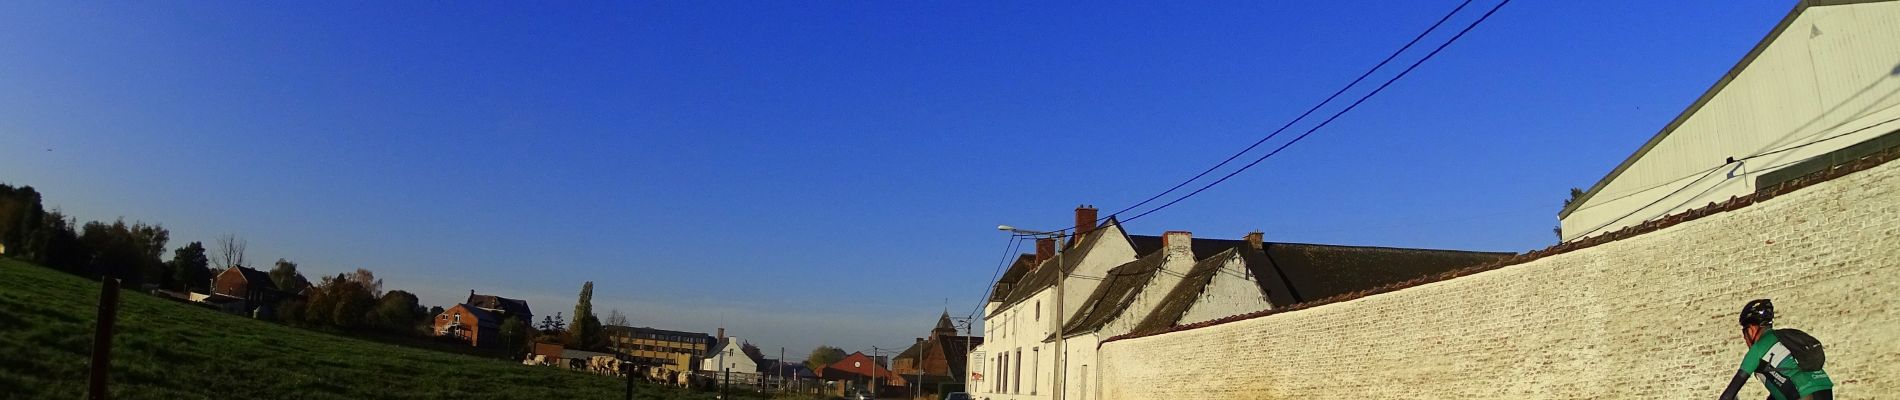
[210,265,281,316]
[892,312,983,396]
[434,304,502,347]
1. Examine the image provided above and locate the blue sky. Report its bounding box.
[0,1,1792,355]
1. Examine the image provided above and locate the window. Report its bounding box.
[996,354,1007,393]
[1030,347,1039,395]
[1013,348,1022,394]
[1035,301,1041,321]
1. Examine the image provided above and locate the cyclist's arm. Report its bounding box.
[1718,369,1750,400]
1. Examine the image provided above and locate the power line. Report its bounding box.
[1092,0,1480,225]
[1567,113,1900,216]
[1116,0,1517,229]
[965,236,1025,323]
[1011,0,1514,240]
[987,0,1515,322]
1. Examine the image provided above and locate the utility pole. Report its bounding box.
[870,347,879,399]
[1053,232,1065,400]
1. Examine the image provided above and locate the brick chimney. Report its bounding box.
[717,327,725,339]
[1074,205,1099,236]
[1245,231,1265,250]
[1163,231,1193,257]
[1034,238,1056,266]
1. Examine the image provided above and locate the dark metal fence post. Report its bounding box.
[87,278,122,400]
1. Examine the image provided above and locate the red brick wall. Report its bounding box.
[211,268,248,298]
[432,305,483,346]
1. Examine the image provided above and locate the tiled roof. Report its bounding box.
[1125,243,1509,337]
[232,266,279,292]
[1059,251,1168,337]
[1255,242,1510,303]
[458,304,503,329]
[989,255,1037,302]
[1127,235,1253,261]
[466,292,533,318]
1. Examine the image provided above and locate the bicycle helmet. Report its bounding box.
[1739,299,1774,327]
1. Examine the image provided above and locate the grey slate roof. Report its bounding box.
[1126,235,1252,261]
[1059,251,1167,337]
[466,292,533,319]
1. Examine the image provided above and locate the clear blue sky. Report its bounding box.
[0,1,1792,355]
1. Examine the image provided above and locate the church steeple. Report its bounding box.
[932,311,957,337]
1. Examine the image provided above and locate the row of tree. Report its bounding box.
[0,184,437,337]
[1,184,204,289]
[5,184,668,358]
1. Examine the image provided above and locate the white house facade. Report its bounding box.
[702,336,760,376]
[970,206,1139,400]
[1560,0,1900,241]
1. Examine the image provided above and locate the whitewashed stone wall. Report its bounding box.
[1178,254,1271,326]
[1097,159,1900,399]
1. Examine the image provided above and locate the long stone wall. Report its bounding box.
[1096,156,1900,399]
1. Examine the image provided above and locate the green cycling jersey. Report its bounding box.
[1720,330,1833,400]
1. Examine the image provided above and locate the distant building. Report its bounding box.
[606,325,715,374]
[820,351,906,389]
[1558,0,1900,241]
[701,333,763,375]
[210,266,281,316]
[892,312,984,396]
[465,290,533,325]
[434,304,502,347]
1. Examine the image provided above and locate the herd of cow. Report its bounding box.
[522,354,721,390]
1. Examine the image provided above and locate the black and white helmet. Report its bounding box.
[1739,299,1774,327]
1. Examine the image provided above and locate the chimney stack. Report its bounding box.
[1034,238,1057,266]
[1245,231,1265,250]
[1074,205,1099,238]
[717,328,725,339]
[1163,231,1193,257]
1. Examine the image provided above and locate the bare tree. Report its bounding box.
[348,268,383,298]
[213,234,247,269]
[606,309,627,326]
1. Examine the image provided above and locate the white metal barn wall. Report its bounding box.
[1561,0,1900,241]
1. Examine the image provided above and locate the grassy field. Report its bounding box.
[0,257,721,400]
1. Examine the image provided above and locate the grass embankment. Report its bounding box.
[0,258,716,400]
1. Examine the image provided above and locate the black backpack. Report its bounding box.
[1774,328,1826,371]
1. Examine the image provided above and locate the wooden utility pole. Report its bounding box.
[87,278,122,400]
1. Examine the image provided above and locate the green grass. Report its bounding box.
[0,258,720,400]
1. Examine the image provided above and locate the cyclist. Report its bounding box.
[1718,299,1833,400]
